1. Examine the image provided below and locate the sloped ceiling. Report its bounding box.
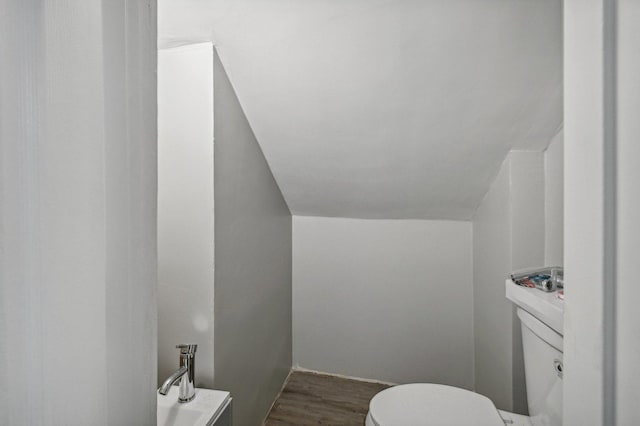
[159,0,562,220]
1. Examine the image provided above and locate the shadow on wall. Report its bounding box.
[212,48,293,426]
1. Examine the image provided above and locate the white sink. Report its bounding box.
[157,386,231,426]
[505,279,564,335]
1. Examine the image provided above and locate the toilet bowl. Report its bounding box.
[365,384,535,426]
[366,282,563,426]
[365,383,505,426]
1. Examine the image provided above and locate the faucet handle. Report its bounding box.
[176,344,198,355]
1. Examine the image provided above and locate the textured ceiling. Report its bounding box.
[159,0,562,220]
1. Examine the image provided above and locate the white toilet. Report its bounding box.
[366,282,564,426]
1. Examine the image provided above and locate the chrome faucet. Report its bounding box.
[158,344,197,403]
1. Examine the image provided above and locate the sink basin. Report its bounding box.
[505,279,564,335]
[157,386,231,426]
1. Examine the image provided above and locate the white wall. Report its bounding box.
[158,43,215,388]
[293,217,474,388]
[473,161,514,411]
[564,2,640,424]
[616,1,640,423]
[0,1,157,424]
[563,1,610,423]
[544,131,564,266]
[473,151,545,413]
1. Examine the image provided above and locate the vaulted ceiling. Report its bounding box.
[159,0,562,220]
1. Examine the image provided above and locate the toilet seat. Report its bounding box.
[367,383,505,426]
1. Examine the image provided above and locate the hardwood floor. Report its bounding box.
[264,371,391,426]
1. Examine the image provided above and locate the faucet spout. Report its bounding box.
[158,366,188,395]
[158,344,198,403]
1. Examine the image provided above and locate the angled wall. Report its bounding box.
[213,50,292,426]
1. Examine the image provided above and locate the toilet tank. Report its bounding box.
[517,307,563,426]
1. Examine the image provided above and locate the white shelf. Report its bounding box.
[505,279,564,336]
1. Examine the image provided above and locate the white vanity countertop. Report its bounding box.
[158,387,231,426]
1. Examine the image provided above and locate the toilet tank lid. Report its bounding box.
[368,383,504,426]
[506,279,564,335]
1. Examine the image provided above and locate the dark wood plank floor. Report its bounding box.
[264,371,391,426]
